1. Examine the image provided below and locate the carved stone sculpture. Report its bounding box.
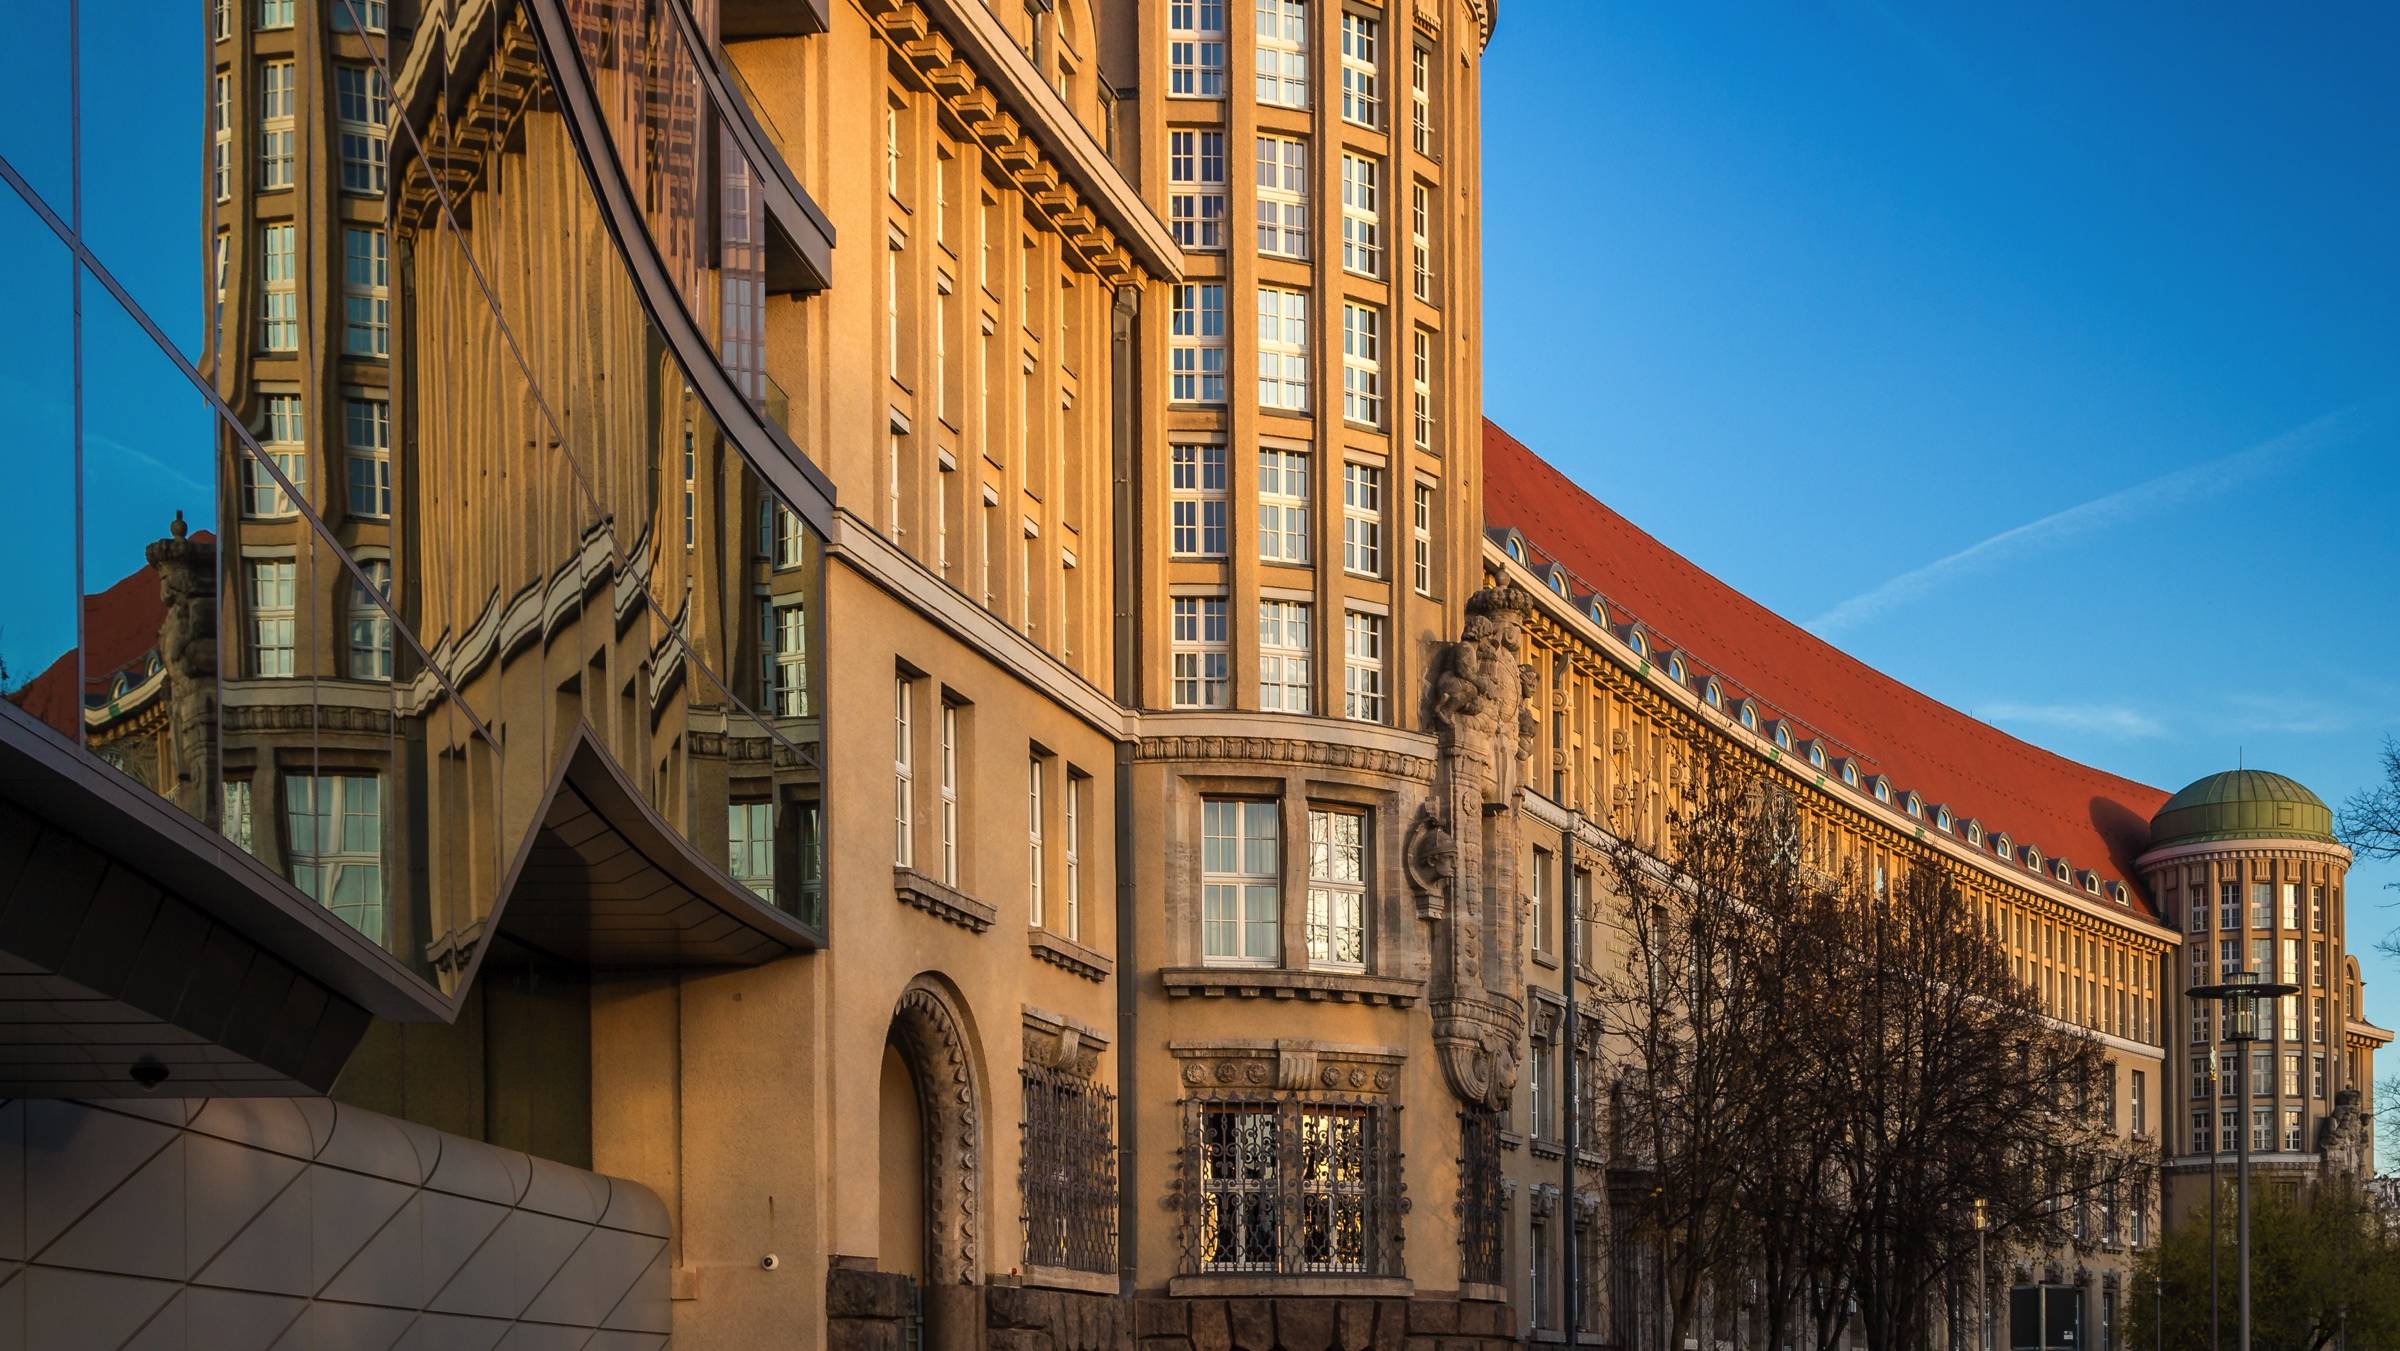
[1415,583,1536,1110]
[146,513,218,823]
[2319,1086,2371,1179]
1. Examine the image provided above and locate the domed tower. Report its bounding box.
[2142,770,2391,1223]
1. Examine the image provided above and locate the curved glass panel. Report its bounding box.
[15,0,833,994]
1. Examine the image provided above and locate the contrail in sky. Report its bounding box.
[1805,406,2363,638]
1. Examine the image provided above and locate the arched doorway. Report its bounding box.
[881,977,982,1351]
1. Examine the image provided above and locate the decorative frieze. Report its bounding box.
[893,866,997,933]
[1135,735,1434,784]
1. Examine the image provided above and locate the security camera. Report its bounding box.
[760,1254,781,1271]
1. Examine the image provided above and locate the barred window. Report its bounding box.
[1022,1065,1118,1274]
[1457,1109,1505,1286]
[1189,1098,1402,1277]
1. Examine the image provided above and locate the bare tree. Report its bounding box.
[2336,734,2400,961]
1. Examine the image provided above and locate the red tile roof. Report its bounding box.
[5,537,206,736]
[1482,420,2169,916]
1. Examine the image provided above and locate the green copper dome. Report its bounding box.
[2149,770,2336,848]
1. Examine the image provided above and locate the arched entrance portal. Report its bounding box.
[880,977,982,1351]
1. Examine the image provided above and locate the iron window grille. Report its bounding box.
[1180,1095,1405,1278]
[1020,1064,1119,1274]
[1457,1107,1505,1286]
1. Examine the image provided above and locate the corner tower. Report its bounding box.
[2141,769,2392,1224]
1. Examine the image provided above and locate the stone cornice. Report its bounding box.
[1160,967,1424,1008]
[1135,716,1437,784]
[894,866,997,932]
[2137,838,2354,872]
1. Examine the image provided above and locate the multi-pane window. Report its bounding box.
[1257,287,1310,411]
[1169,0,1228,97]
[336,65,388,195]
[1198,1105,1278,1271]
[1202,799,1278,964]
[1028,756,1047,927]
[243,395,307,518]
[2281,1052,2301,1098]
[2187,890,2207,933]
[1171,284,1228,403]
[1343,609,1385,723]
[1258,600,1312,714]
[2282,882,2299,930]
[1531,846,1554,955]
[1338,12,1380,128]
[212,73,232,201]
[1255,135,1308,258]
[1342,463,1383,576]
[894,677,916,868]
[246,559,296,677]
[2219,882,2239,931]
[215,0,233,40]
[1258,449,1310,563]
[261,223,297,350]
[222,778,253,854]
[1341,303,1383,426]
[2311,885,2324,931]
[259,0,295,27]
[2191,1109,2211,1155]
[2311,940,2325,987]
[1173,596,1231,708]
[347,559,392,680]
[1254,0,1307,108]
[2251,882,2272,929]
[770,600,808,716]
[1171,444,1228,556]
[345,397,391,517]
[1411,182,1435,302]
[1410,45,1434,155]
[286,772,384,940]
[2282,1108,2302,1152]
[1411,482,1434,595]
[1411,329,1435,451]
[2131,1070,2146,1135]
[2313,1053,2327,1099]
[936,703,960,884]
[1169,130,1228,249]
[728,802,776,901]
[1064,774,1083,940]
[343,228,389,357]
[259,59,295,189]
[1340,155,1382,277]
[331,0,389,31]
[1306,808,1366,969]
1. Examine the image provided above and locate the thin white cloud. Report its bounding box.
[1805,407,2361,637]
[1975,701,2168,740]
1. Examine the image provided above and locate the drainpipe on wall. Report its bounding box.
[1110,281,1141,1298]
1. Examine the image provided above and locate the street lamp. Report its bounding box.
[2186,968,2299,1351]
[1973,1197,1988,1351]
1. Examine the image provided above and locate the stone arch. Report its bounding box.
[888,973,984,1287]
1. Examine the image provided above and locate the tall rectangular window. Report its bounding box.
[1028,755,1047,927]
[1342,463,1383,576]
[259,59,295,189]
[1341,303,1383,426]
[2219,881,2239,931]
[1255,0,1307,108]
[728,802,775,901]
[1202,799,1279,964]
[345,397,391,517]
[1412,481,1435,595]
[348,559,392,680]
[1307,808,1366,969]
[2131,1070,2146,1135]
[1340,155,1382,277]
[212,72,232,201]
[1172,444,1228,556]
[937,702,960,885]
[285,772,384,940]
[1411,328,1435,451]
[2281,882,2298,930]
[1531,845,1553,955]
[1169,0,1228,97]
[242,395,307,517]
[1169,130,1228,249]
[1255,135,1308,258]
[258,0,294,27]
[894,677,916,868]
[771,600,808,716]
[1411,45,1434,154]
[343,228,390,357]
[1338,12,1380,128]
[1171,284,1228,403]
[1064,773,1084,940]
[261,223,297,350]
[1258,600,1312,713]
[247,558,296,677]
[2251,881,2272,929]
[336,65,388,195]
[1172,596,1231,708]
[2311,885,2324,931]
[1343,609,1385,723]
[1258,448,1310,564]
[1411,182,1435,302]
[1256,287,1310,411]
[223,777,253,853]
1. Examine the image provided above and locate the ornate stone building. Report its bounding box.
[0,2,2384,1350]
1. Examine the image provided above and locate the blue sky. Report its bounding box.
[1480,4,2400,1040]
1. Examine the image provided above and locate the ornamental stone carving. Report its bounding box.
[146,514,218,822]
[2320,1086,2371,1179]
[892,980,982,1285]
[1412,584,1535,1111]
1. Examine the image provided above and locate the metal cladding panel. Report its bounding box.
[0,1097,670,1349]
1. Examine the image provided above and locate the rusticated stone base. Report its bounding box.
[1134,1295,1512,1351]
[828,1263,916,1351]
[987,1280,1135,1351]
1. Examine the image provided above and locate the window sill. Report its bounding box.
[1161,966,1423,1007]
[1019,1264,1115,1295]
[1531,951,1558,970]
[1168,1274,1412,1299]
[1030,927,1111,982]
[893,866,995,933]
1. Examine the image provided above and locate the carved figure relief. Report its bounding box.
[1411,583,1537,1110]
